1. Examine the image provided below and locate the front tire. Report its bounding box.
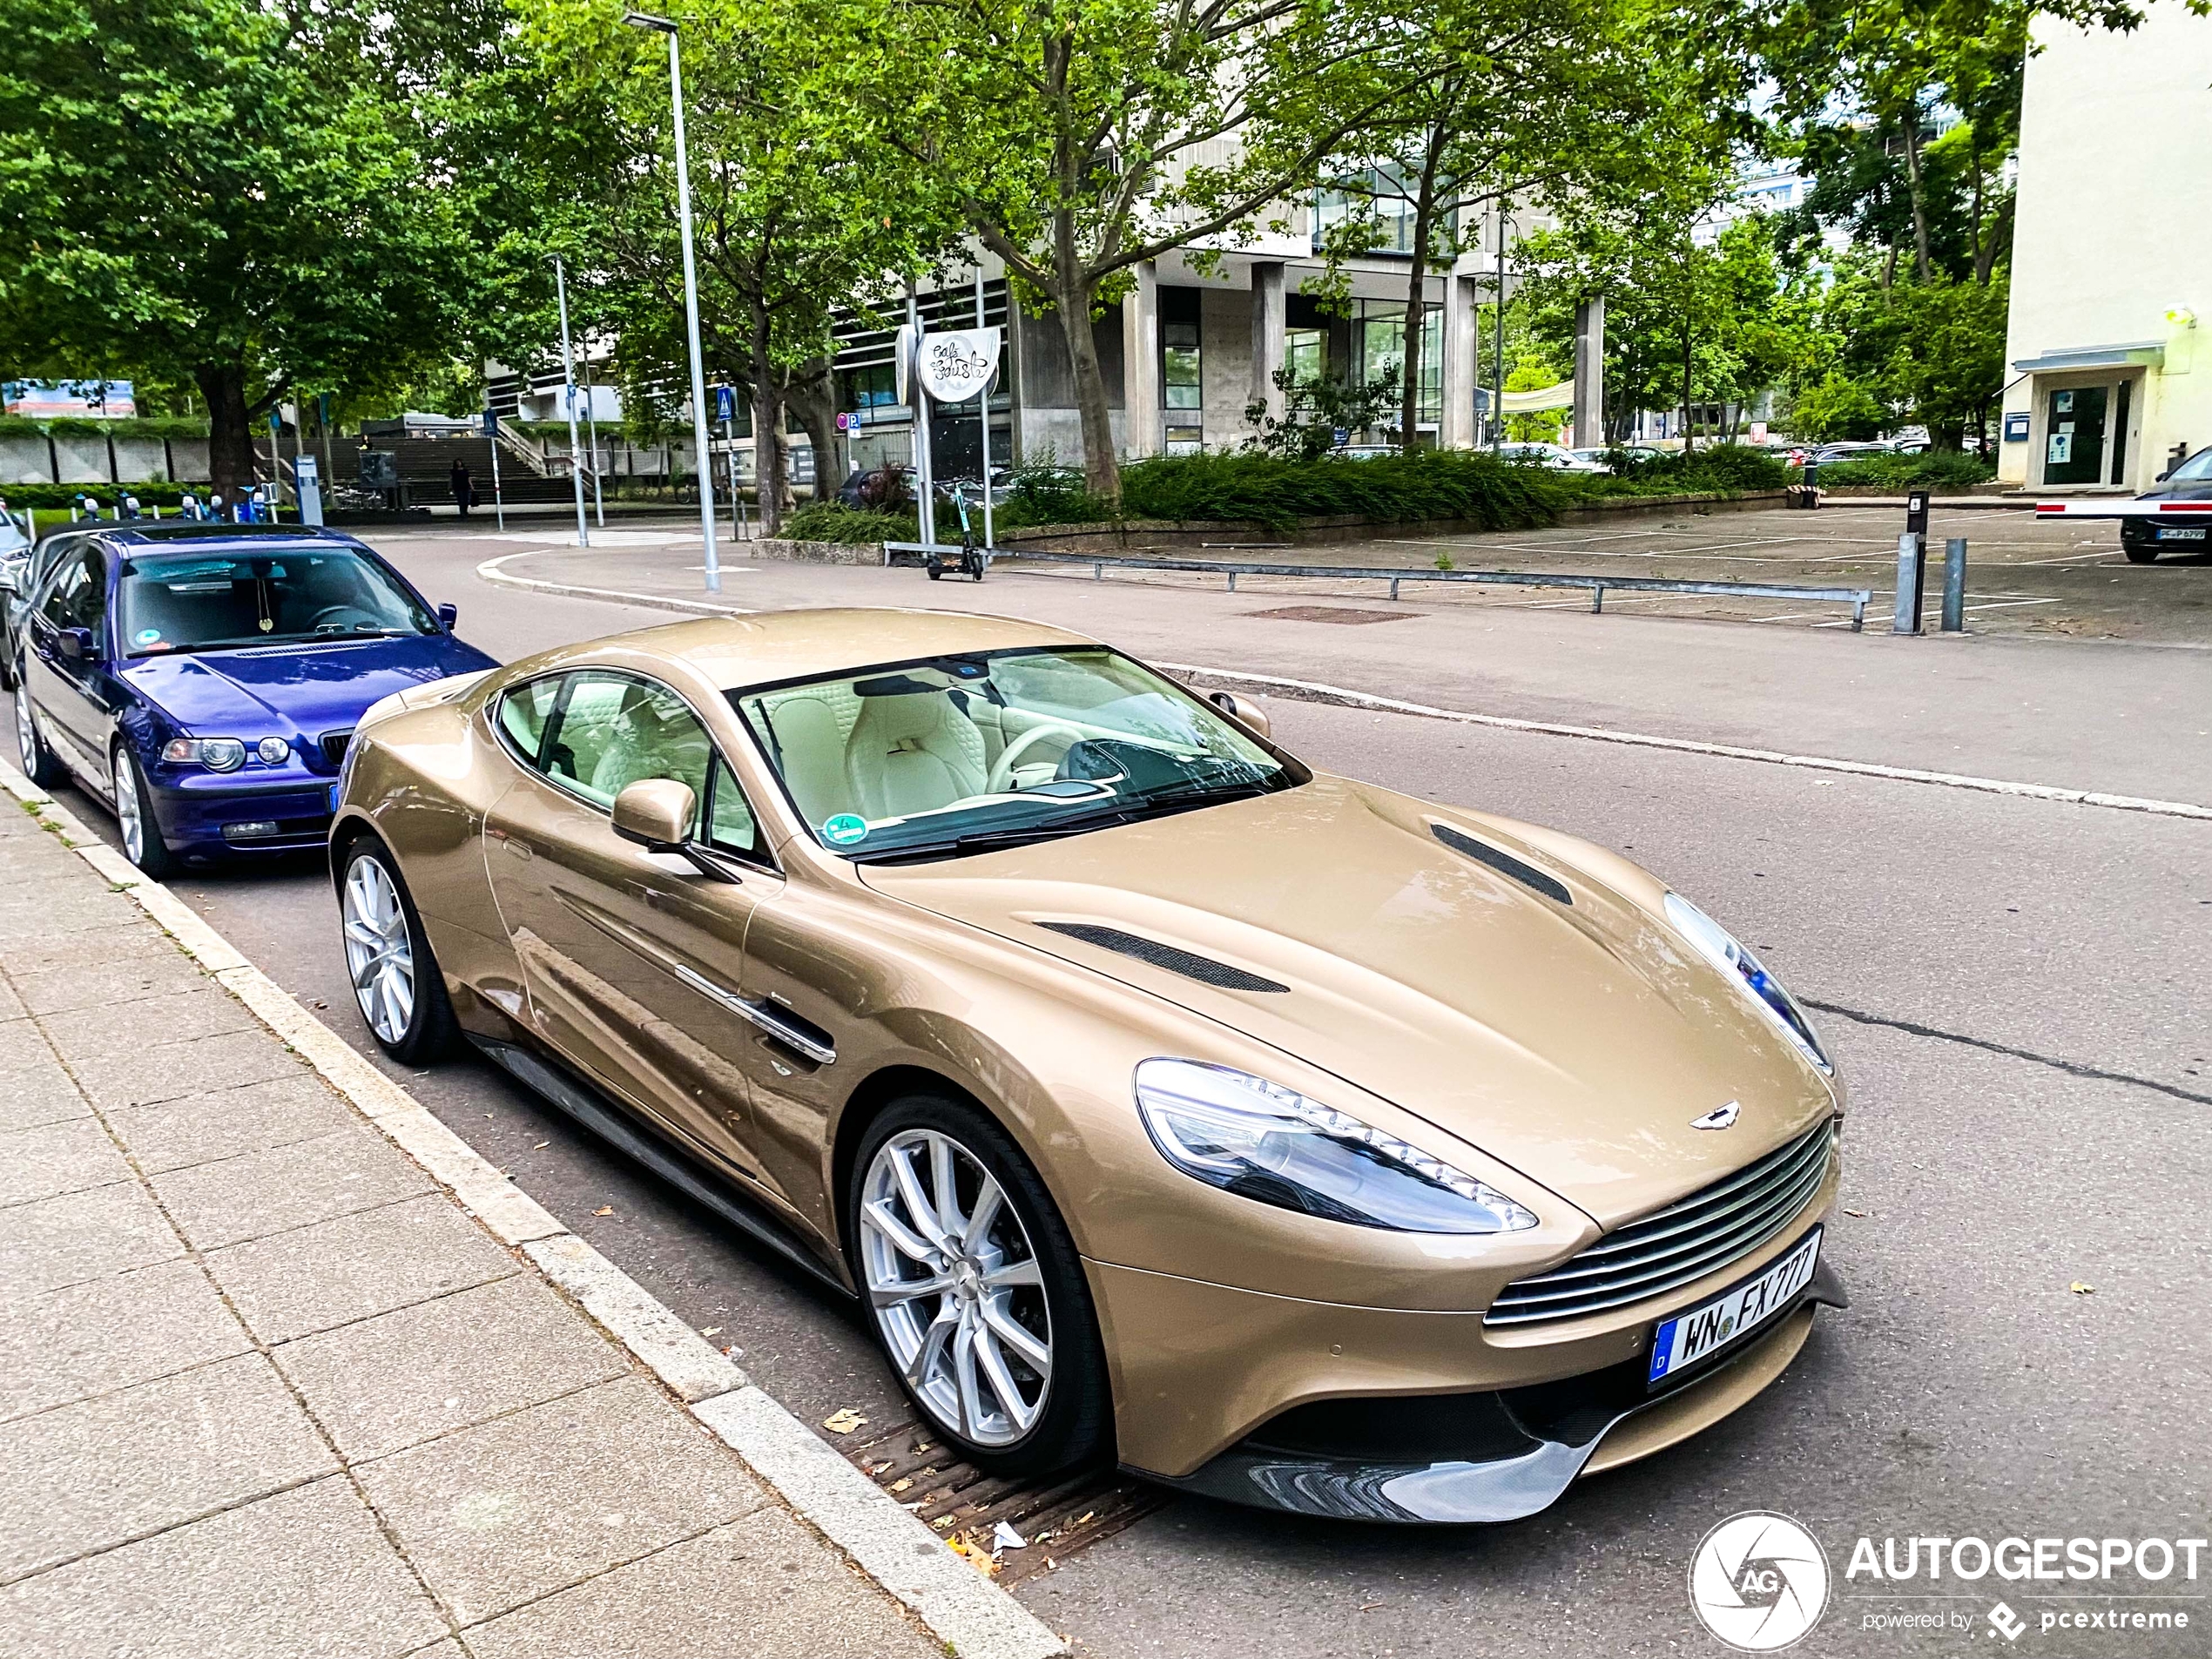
[111,745,175,877]
[339,836,456,1065]
[849,1095,1110,1477]
[15,671,59,787]
[2122,538,2159,564]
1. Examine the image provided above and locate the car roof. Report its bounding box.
[583,608,1099,692]
[98,524,367,556]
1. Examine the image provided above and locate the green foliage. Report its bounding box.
[1814,450,1995,488]
[0,415,209,439]
[1243,365,1406,461]
[0,483,211,511]
[779,502,921,543]
[1791,370,1890,442]
[1607,443,1793,491]
[998,462,1111,527]
[1116,451,1568,531]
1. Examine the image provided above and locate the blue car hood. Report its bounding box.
[119,633,499,741]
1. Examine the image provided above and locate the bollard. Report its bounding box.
[1942,537,1966,632]
[1893,534,1925,634]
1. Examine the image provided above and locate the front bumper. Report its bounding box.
[145,769,337,857]
[1147,1260,1844,1523]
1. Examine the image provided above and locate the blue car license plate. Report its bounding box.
[2156,526,2206,542]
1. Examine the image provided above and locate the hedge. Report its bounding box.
[1115,450,1568,530]
[0,415,211,440]
[1813,451,1996,489]
[0,482,218,514]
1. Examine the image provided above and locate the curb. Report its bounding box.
[476,550,758,618]
[471,549,2212,824]
[0,759,1067,1659]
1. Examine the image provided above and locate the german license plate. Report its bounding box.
[2156,526,2206,542]
[1648,1227,1821,1387]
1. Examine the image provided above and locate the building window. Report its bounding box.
[842,363,900,424]
[1312,168,1418,256]
[1161,287,1204,453]
[1351,299,1441,430]
[1286,328,1325,382]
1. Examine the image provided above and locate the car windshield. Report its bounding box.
[115,547,435,657]
[731,645,1303,861]
[2166,448,2212,482]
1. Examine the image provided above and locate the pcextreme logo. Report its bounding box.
[1689,1511,1832,1652]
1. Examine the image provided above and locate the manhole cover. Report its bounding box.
[1244,605,1413,624]
[841,1420,1166,1585]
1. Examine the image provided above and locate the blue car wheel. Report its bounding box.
[111,745,175,878]
[15,671,60,788]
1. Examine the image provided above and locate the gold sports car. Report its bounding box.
[332,609,1845,1523]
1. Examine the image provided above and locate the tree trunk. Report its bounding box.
[1399,127,1447,454]
[749,294,787,537]
[1901,105,1934,284]
[786,358,843,500]
[1680,326,1696,454]
[1054,277,1117,502]
[196,363,257,503]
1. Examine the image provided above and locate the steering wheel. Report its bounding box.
[308,604,381,633]
[986,720,1087,793]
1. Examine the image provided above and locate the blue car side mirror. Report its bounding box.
[437,603,458,631]
[58,626,95,661]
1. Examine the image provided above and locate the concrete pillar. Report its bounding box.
[1441,275,1480,449]
[1122,260,1162,458]
[1573,297,1606,448]
[1249,261,1287,424]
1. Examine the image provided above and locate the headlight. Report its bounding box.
[1134,1059,1540,1234]
[255,737,290,765]
[161,738,246,772]
[1663,894,1831,1074]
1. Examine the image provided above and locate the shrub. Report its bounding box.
[1588,443,1791,494]
[1115,449,1567,531]
[1814,450,1996,489]
[779,502,918,543]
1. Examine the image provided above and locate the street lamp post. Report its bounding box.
[624,10,719,595]
[552,253,590,549]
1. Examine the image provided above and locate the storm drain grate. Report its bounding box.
[840,1420,1167,1585]
[1243,605,1413,624]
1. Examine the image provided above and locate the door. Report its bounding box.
[483,668,781,1184]
[23,545,113,789]
[2042,384,2107,486]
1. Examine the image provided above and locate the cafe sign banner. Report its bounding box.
[916,328,1001,403]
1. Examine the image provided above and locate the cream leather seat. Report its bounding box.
[843,691,988,819]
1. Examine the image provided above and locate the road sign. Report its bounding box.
[715,385,735,424]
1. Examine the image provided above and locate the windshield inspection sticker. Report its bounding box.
[134,629,161,645]
[822,813,869,846]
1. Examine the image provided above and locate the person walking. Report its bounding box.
[450,458,475,519]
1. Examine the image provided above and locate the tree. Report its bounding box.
[0,0,476,497]
[803,0,1425,501]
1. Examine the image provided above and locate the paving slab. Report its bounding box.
[0,1351,334,1581]
[461,1510,943,1659]
[0,1115,131,1209]
[0,890,146,939]
[0,976,24,1022]
[0,1476,448,1659]
[37,985,260,1059]
[0,1177,180,1298]
[149,1123,433,1250]
[273,1274,629,1462]
[358,1376,767,1626]
[0,919,170,978]
[107,1070,364,1177]
[0,1258,251,1426]
[10,948,206,1015]
[209,1190,522,1344]
[65,1027,307,1111]
[0,1044,80,1133]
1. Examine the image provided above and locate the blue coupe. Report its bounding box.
[12,523,497,874]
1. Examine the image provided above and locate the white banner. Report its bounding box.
[917,327,1001,403]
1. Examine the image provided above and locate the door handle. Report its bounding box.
[671,962,836,1065]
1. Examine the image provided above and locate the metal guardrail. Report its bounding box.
[992,550,1873,631]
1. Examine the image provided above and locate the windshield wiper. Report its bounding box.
[847,779,1283,866]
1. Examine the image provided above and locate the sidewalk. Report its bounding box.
[0,787,1059,1657]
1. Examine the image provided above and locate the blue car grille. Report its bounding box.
[1484,1121,1835,1327]
[319,730,354,771]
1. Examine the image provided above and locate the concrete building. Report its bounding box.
[2000,7,2212,490]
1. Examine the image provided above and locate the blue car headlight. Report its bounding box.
[161,738,246,772]
[1134,1059,1540,1234]
[1663,893,1831,1074]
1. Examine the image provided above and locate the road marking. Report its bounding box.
[1157,663,2212,820]
[0,753,1066,1659]
[476,550,759,616]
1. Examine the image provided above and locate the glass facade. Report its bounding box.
[1351,299,1442,428]
[1312,169,1420,255]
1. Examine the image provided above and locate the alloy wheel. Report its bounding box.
[15,682,35,770]
[112,750,144,865]
[342,854,416,1044]
[860,1128,1053,1447]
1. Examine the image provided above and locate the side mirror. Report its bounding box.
[610,779,697,852]
[2156,470,2171,482]
[436,603,458,630]
[58,626,95,661]
[1208,690,1271,741]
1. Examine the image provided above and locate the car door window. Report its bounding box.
[543,672,714,813]
[496,676,563,765]
[41,550,105,631]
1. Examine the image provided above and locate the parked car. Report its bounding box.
[1498,442,1610,473]
[333,608,1847,1523]
[1806,441,1892,465]
[2121,444,2212,563]
[11,523,496,874]
[1327,443,1400,462]
[0,528,89,692]
[1568,446,1662,469]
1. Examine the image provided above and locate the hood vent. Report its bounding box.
[1432,824,1572,906]
[1036,922,1288,994]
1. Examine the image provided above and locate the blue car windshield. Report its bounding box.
[116,549,435,658]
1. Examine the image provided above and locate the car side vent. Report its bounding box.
[1036,922,1289,993]
[1432,823,1572,906]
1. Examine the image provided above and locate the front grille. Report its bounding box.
[320,730,354,771]
[1485,1120,1834,1327]
[1035,922,1289,993]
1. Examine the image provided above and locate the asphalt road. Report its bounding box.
[10,533,2209,1659]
